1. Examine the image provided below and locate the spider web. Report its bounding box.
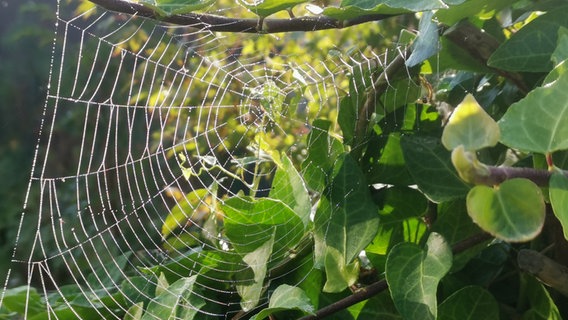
[1,0,417,318]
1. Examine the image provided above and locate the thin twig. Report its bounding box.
[88,0,395,33]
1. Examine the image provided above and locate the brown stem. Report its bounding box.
[88,0,395,33]
[298,232,491,320]
[518,249,568,297]
[476,166,563,187]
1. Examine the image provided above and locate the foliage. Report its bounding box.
[5,0,568,319]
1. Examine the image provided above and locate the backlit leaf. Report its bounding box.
[499,70,568,153]
[467,178,545,242]
[442,94,500,151]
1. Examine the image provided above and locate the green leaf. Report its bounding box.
[406,11,439,68]
[401,135,470,202]
[2,286,45,316]
[498,70,568,154]
[222,197,304,260]
[137,0,216,16]
[269,154,311,227]
[488,9,568,72]
[302,119,344,191]
[124,302,144,320]
[521,274,562,320]
[438,286,499,320]
[250,285,315,320]
[362,133,414,186]
[162,189,208,239]
[323,0,461,20]
[323,246,360,292]
[467,178,545,242]
[355,291,402,319]
[442,94,500,151]
[435,0,514,25]
[386,232,452,320]
[549,173,568,240]
[431,200,484,271]
[366,186,428,271]
[338,96,357,146]
[313,153,380,269]
[236,232,274,311]
[141,275,205,320]
[237,0,308,17]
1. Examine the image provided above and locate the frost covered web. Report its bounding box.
[1,0,415,318]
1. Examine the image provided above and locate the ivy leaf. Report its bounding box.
[488,9,568,72]
[250,285,315,320]
[322,0,458,20]
[137,0,215,16]
[549,173,568,240]
[386,232,452,320]
[323,247,360,292]
[302,119,344,192]
[438,286,499,320]
[521,274,562,319]
[313,153,380,270]
[401,135,470,202]
[236,233,274,311]
[406,11,439,68]
[435,0,514,25]
[442,94,500,151]
[237,0,308,18]
[269,154,311,227]
[467,178,545,242]
[161,189,208,239]
[222,197,304,260]
[499,70,568,154]
[141,276,204,320]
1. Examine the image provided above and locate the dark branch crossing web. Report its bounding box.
[1,0,416,318]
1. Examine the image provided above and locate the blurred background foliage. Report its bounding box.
[0,0,54,286]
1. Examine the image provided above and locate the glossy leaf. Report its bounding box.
[141,276,204,320]
[438,286,499,320]
[323,246,360,292]
[431,200,484,271]
[237,233,274,311]
[406,11,439,68]
[467,178,545,242]
[124,302,144,320]
[269,154,311,227]
[435,0,514,25]
[313,153,380,269]
[222,197,304,260]
[323,0,462,20]
[356,291,402,320]
[366,186,428,271]
[401,135,470,202]
[442,94,500,151]
[138,0,216,16]
[488,10,568,72]
[386,232,452,320]
[522,274,562,319]
[362,133,414,186]
[250,285,315,320]
[499,70,568,154]
[237,0,308,17]
[162,189,208,239]
[550,173,568,240]
[302,119,344,192]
